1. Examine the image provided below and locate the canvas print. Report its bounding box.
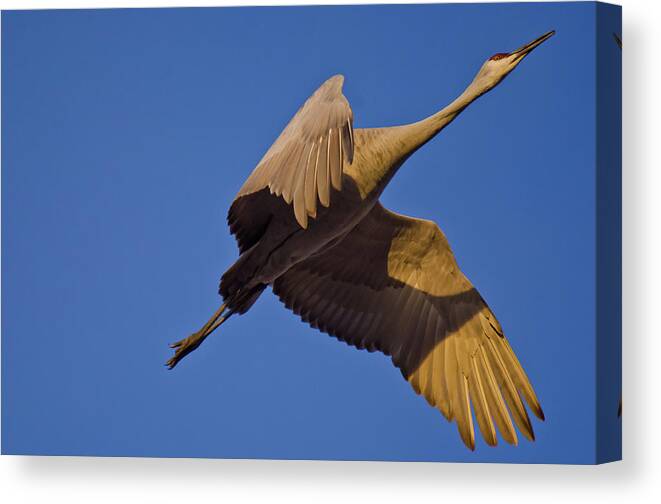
[1,2,622,464]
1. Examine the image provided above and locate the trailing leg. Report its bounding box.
[166,303,231,369]
[166,283,266,369]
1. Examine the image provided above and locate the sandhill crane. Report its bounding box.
[167,30,555,450]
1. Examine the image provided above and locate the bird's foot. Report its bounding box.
[165,303,229,370]
[166,331,208,369]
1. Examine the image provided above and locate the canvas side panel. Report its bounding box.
[595,1,622,464]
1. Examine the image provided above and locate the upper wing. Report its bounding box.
[234,74,354,230]
[272,202,543,450]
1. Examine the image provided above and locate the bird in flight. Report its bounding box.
[167,30,554,450]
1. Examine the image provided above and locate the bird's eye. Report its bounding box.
[489,53,509,61]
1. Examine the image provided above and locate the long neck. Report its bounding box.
[399,80,484,154]
[350,79,486,198]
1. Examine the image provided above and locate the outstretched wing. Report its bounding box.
[272,202,543,450]
[234,74,354,230]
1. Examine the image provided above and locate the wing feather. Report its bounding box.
[293,147,309,229]
[304,142,319,217]
[485,337,535,441]
[497,337,544,419]
[317,134,331,208]
[469,353,498,446]
[478,346,518,445]
[329,128,343,190]
[431,315,452,418]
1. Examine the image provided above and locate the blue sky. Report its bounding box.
[2,3,620,463]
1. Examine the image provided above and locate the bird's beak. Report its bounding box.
[510,30,555,62]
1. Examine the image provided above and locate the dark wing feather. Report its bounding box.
[272,202,543,449]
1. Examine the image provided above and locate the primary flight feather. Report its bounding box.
[167,30,555,450]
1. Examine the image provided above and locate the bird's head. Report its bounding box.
[470,30,555,95]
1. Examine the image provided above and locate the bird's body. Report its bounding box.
[168,30,555,450]
[224,125,415,299]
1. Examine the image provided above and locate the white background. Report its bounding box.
[1,0,658,502]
